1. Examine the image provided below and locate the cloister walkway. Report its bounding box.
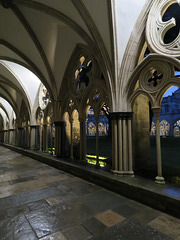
[0,146,180,239]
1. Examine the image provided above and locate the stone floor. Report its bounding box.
[0,146,180,240]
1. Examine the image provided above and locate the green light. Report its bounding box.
[86,154,107,160]
[86,158,106,167]
[48,148,55,154]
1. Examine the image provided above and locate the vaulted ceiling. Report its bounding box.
[0,0,147,122]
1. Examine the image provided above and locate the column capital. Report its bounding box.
[110,112,133,120]
[152,107,161,117]
[152,107,161,113]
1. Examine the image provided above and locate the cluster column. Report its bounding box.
[9,129,15,145]
[94,115,100,167]
[4,130,8,143]
[79,117,86,164]
[54,121,65,157]
[69,117,74,160]
[25,124,30,148]
[111,112,134,175]
[42,123,48,152]
[0,130,4,143]
[30,125,39,150]
[17,127,24,147]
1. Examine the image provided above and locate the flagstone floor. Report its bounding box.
[0,146,180,240]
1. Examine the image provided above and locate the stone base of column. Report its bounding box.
[155,176,165,184]
[112,170,134,176]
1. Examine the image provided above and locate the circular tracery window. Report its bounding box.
[146,0,180,58]
[39,85,50,110]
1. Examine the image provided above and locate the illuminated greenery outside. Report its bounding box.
[48,148,55,154]
[86,154,107,167]
[86,158,106,167]
[48,149,107,167]
[86,154,107,160]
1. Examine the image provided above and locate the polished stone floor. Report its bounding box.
[0,147,180,240]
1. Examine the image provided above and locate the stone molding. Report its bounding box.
[146,0,180,58]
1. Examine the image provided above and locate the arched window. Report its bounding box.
[174,120,180,137]
[160,120,170,136]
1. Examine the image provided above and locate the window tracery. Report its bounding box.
[162,3,180,44]
[39,85,50,110]
[160,120,170,136]
[146,0,180,58]
[93,91,101,102]
[150,121,156,136]
[148,70,163,87]
[74,56,92,92]
[174,119,180,136]
[139,62,171,94]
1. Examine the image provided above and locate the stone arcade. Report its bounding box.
[0,1,180,238]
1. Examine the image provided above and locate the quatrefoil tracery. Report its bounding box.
[139,62,171,94]
[148,70,164,87]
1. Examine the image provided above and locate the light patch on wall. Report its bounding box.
[0,60,41,107]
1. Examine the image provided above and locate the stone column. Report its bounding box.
[39,124,43,151]
[2,130,6,143]
[7,129,10,144]
[153,108,165,184]
[6,130,9,143]
[95,116,100,167]
[17,127,24,147]
[9,129,15,145]
[112,119,118,171]
[128,118,133,173]
[69,118,74,160]
[79,118,87,164]
[110,112,134,175]
[30,125,39,150]
[25,125,30,148]
[46,124,50,152]
[43,124,48,152]
[118,119,123,171]
[15,128,18,146]
[50,123,54,154]
[4,130,7,143]
[0,131,4,143]
[122,118,128,171]
[54,121,66,157]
